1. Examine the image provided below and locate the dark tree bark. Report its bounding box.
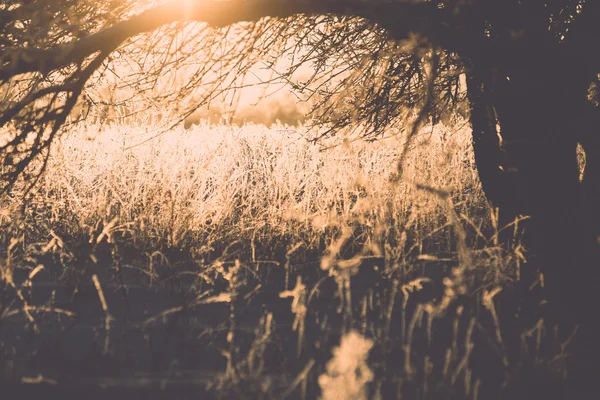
[466,48,600,390]
[467,45,600,327]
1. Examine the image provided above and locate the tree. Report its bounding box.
[1,0,599,332]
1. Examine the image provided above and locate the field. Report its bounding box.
[0,119,570,399]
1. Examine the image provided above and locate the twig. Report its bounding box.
[281,359,315,399]
[92,274,113,355]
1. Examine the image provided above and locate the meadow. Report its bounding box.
[0,118,566,399]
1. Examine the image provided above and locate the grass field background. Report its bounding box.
[0,118,563,399]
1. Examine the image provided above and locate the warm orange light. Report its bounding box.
[183,0,194,21]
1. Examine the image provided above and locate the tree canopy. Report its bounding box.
[1,0,598,194]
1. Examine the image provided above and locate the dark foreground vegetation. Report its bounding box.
[0,122,589,399]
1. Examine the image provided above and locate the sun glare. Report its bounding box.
[83,4,319,140]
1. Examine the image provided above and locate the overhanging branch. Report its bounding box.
[0,0,469,83]
[2,1,599,85]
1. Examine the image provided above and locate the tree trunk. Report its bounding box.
[467,58,600,391]
[466,59,599,326]
[580,103,600,255]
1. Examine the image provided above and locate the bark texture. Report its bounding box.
[467,52,600,327]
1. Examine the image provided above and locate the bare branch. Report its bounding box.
[0,0,469,83]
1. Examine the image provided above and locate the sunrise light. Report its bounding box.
[1,1,599,398]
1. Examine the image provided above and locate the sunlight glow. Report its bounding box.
[183,0,194,21]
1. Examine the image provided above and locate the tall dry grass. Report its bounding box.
[0,118,551,399]
[5,120,488,258]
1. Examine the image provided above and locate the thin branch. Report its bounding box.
[0,0,473,83]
